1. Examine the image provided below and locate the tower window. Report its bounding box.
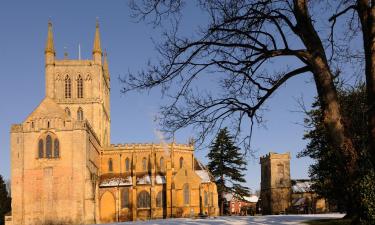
[37,133,60,160]
[54,139,60,158]
[38,139,44,158]
[77,107,84,121]
[65,75,71,98]
[77,75,83,98]
[46,135,52,158]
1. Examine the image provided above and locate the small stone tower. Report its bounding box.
[260,152,291,214]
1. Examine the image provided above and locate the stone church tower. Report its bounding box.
[45,20,111,146]
[260,152,291,214]
[7,21,219,225]
[10,21,107,225]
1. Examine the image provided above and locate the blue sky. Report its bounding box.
[0,0,325,192]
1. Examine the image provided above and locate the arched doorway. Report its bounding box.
[100,191,116,223]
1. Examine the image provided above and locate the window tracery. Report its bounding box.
[37,133,60,159]
[77,75,83,98]
[65,75,71,98]
[137,191,150,208]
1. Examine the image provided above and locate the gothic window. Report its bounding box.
[160,157,164,171]
[204,191,208,206]
[108,158,113,172]
[125,158,130,172]
[46,135,52,158]
[77,108,84,121]
[183,183,190,205]
[142,157,147,171]
[179,157,184,169]
[77,75,83,98]
[210,192,214,205]
[137,191,150,208]
[65,75,71,98]
[65,107,71,117]
[121,188,129,208]
[38,139,44,158]
[38,133,60,160]
[156,191,165,208]
[54,139,60,158]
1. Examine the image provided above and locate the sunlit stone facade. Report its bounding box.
[7,21,218,225]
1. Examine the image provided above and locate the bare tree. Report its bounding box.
[123,1,375,223]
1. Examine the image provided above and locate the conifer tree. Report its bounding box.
[0,175,11,225]
[207,128,250,215]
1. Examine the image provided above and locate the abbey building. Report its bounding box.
[7,21,219,225]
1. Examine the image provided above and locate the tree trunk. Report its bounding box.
[293,0,358,174]
[357,0,375,167]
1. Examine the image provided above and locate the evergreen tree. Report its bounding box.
[0,175,11,225]
[299,84,375,220]
[207,128,250,215]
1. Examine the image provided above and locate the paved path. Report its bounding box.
[100,214,345,225]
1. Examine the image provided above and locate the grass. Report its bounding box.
[304,219,352,225]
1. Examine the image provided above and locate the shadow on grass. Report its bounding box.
[304,219,351,225]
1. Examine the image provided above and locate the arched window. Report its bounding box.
[54,139,60,158]
[65,75,71,98]
[77,75,83,98]
[65,107,71,117]
[46,135,52,158]
[108,158,113,172]
[156,191,165,208]
[183,183,190,205]
[77,108,84,121]
[160,157,164,171]
[137,191,150,208]
[125,158,130,172]
[38,139,44,158]
[204,191,208,206]
[179,157,184,169]
[121,188,129,208]
[142,157,147,171]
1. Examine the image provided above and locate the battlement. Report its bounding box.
[107,142,194,151]
[260,152,290,163]
[54,59,94,66]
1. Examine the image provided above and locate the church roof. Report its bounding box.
[195,170,211,183]
[292,179,313,193]
[25,97,69,122]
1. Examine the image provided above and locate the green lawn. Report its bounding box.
[304,219,351,225]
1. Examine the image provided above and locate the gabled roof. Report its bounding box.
[24,97,69,122]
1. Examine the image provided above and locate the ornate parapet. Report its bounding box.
[108,142,193,151]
